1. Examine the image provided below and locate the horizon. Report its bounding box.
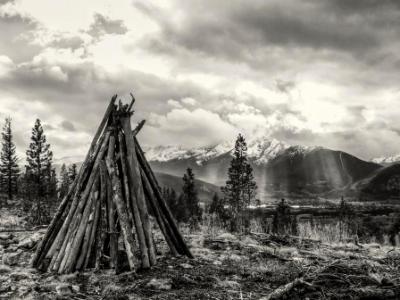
[1,0,400,162]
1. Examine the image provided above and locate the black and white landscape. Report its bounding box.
[1,0,400,299]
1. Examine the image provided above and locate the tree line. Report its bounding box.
[0,117,78,225]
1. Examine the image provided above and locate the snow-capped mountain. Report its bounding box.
[371,154,400,165]
[143,137,291,166]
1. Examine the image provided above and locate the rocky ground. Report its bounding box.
[0,229,400,299]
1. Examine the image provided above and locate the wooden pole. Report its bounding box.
[106,134,118,269]
[62,177,98,273]
[53,131,111,272]
[46,130,108,262]
[117,132,136,239]
[135,137,193,258]
[105,154,138,271]
[83,183,101,269]
[121,115,156,267]
[75,191,97,270]
[94,161,109,270]
[141,169,179,256]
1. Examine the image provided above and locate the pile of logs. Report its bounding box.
[31,95,192,274]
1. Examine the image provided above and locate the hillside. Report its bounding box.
[154,172,221,203]
[356,163,400,200]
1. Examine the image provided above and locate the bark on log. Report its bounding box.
[83,184,101,269]
[121,116,156,267]
[75,191,97,270]
[106,134,118,269]
[259,278,312,300]
[94,161,109,270]
[105,155,138,270]
[117,132,136,240]
[141,169,179,256]
[135,137,193,258]
[47,130,110,266]
[62,179,98,274]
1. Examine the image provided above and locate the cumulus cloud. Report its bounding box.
[87,13,128,38]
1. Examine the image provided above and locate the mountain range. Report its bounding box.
[53,137,400,201]
[144,137,400,201]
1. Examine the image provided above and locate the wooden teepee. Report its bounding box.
[31,95,192,274]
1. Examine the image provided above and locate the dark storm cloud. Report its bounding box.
[87,13,128,38]
[137,0,399,63]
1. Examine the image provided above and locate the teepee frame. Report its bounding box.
[31,95,192,274]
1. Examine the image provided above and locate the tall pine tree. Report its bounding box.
[25,119,55,224]
[180,168,202,229]
[68,163,77,183]
[0,117,20,199]
[59,163,70,199]
[221,134,257,232]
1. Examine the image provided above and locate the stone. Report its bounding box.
[17,238,36,250]
[10,271,31,281]
[0,264,11,274]
[146,278,172,291]
[179,263,194,269]
[217,279,240,289]
[55,283,73,296]
[3,250,23,266]
[0,233,13,240]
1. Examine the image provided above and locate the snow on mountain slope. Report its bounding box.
[143,137,292,165]
[372,154,400,165]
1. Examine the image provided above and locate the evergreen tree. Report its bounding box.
[221,134,257,232]
[68,163,77,183]
[338,196,356,241]
[272,198,297,235]
[180,168,202,229]
[25,119,55,224]
[209,192,229,227]
[59,163,70,199]
[0,117,20,199]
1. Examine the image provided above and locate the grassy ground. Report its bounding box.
[1,226,400,300]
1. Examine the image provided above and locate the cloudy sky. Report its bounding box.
[1,0,400,163]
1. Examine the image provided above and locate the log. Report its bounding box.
[52,130,110,273]
[117,132,136,239]
[62,178,98,273]
[141,169,179,256]
[121,116,156,267]
[47,129,110,265]
[31,183,75,268]
[132,120,145,137]
[105,155,138,270]
[75,190,97,271]
[128,92,135,112]
[106,134,118,269]
[135,138,193,258]
[259,278,312,300]
[94,161,109,270]
[83,183,101,269]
